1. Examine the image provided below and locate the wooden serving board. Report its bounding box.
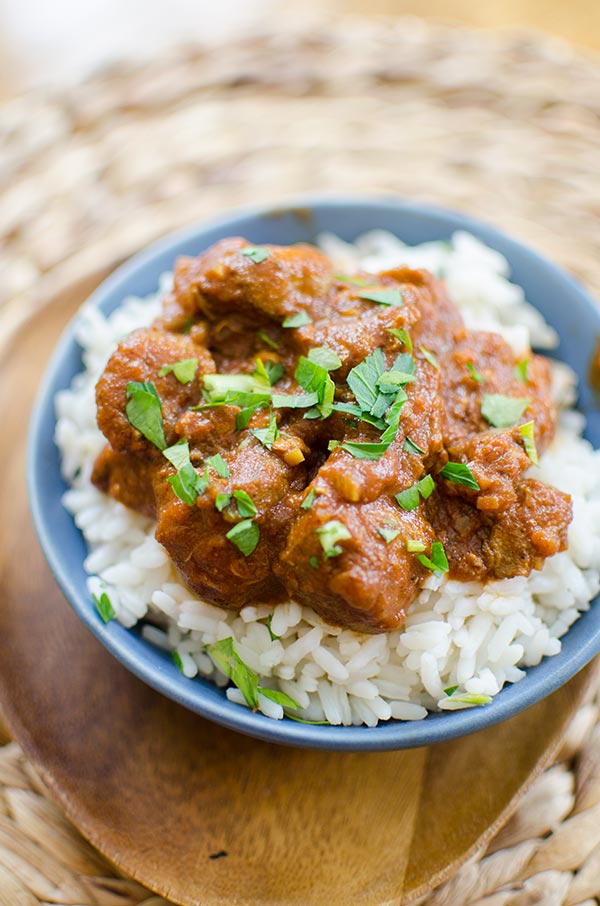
[0,271,596,906]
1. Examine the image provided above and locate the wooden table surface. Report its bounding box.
[0,0,599,100]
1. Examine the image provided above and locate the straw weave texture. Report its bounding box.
[2,16,600,904]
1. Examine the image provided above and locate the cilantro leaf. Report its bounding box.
[309,555,320,569]
[378,524,401,543]
[301,488,317,511]
[163,439,192,471]
[340,441,391,460]
[406,539,426,553]
[125,381,167,450]
[316,520,351,558]
[158,357,198,384]
[271,391,320,409]
[202,372,270,403]
[404,436,425,455]
[387,327,413,353]
[395,474,435,511]
[258,687,300,709]
[308,346,342,371]
[226,519,260,556]
[208,637,259,707]
[257,331,279,351]
[514,358,529,383]
[295,356,335,418]
[206,453,230,478]
[377,370,416,392]
[233,490,258,518]
[481,394,530,428]
[418,345,439,370]
[241,246,270,264]
[254,358,283,387]
[466,361,486,383]
[444,685,459,696]
[251,410,279,450]
[357,288,405,307]
[93,591,115,623]
[417,541,449,574]
[168,462,206,505]
[172,651,185,672]
[346,348,385,412]
[445,692,492,706]
[282,311,312,328]
[520,420,539,465]
[439,462,480,490]
[215,492,232,512]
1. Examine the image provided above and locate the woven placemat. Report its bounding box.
[2,15,600,904]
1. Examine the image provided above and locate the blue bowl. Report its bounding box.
[28,196,600,751]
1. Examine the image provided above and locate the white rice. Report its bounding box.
[54,231,600,725]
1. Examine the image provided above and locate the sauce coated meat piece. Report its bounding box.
[92,238,572,633]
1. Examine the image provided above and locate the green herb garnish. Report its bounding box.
[226,519,260,556]
[316,520,351,559]
[271,391,320,410]
[282,311,312,328]
[309,555,320,569]
[395,474,435,511]
[202,372,270,403]
[158,357,198,384]
[295,356,335,419]
[515,358,529,383]
[387,328,413,353]
[215,493,232,512]
[163,439,192,471]
[466,362,486,383]
[168,463,207,505]
[308,346,342,371]
[208,637,300,711]
[254,357,283,387]
[301,488,317,511]
[241,246,270,264]
[378,524,401,543]
[439,462,480,490]
[417,541,449,574]
[206,453,230,478]
[404,436,426,455]
[520,420,539,465]
[356,287,405,307]
[444,685,459,696]
[419,345,439,370]
[481,393,530,428]
[266,614,279,641]
[251,409,279,450]
[233,489,258,518]
[445,692,492,706]
[257,331,279,351]
[406,539,426,553]
[125,381,167,450]
[93,591,115,623]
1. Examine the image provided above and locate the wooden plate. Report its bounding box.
[0,272,596,906]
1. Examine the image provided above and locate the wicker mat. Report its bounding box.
[2,15,600,904]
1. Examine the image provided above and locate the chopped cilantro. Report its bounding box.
[357,287,405,307]
[444,685,459,696]
[202,372,270,403]
[266,614,279,641]
[439,462,480,490]
[334,274,370,286]
[254,357,283,387]
[226,519,260,556]
[520,420,539,465]
[93,591,115,623]
[445,692,492,706]
[387,327,413,353]
[271,390,320,409]
[395,474,435,511]
[241,246,270,264]
[295,356,335,418]
[163,439,192,471]
[206,453,230,478]
[258,687,300,709]
[406,539,426,553]
[301,488,317,511]
[378,524,401,543]
[404,436,425,455]
[284,713,330,725]
[419,345,439,370]
[377,370,416,391]
[417,541,449,574]
[208,637,259,707]
[125,381,167,450]
[316,520,351,558]
[308,346,342,371]
[466,361,486,383]
[481,393,530,428]
[251,410,279,450]
[233,489,258,518]
[158,357,198,384]
[215,492,232,512]
[340,441,391,460]
[515,358,529,383]
[347,348,385,413]
[181,316,193,334]
[309,555,320,569]
[168,462,207,505]
[282,311,312,328]
[172,651,186,672]
[257,330,279,351]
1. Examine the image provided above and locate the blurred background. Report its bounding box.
[1,0,599,98]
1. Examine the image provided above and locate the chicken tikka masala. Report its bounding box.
[92,238,572,633]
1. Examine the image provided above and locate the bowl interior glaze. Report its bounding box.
[28,197,600,751]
